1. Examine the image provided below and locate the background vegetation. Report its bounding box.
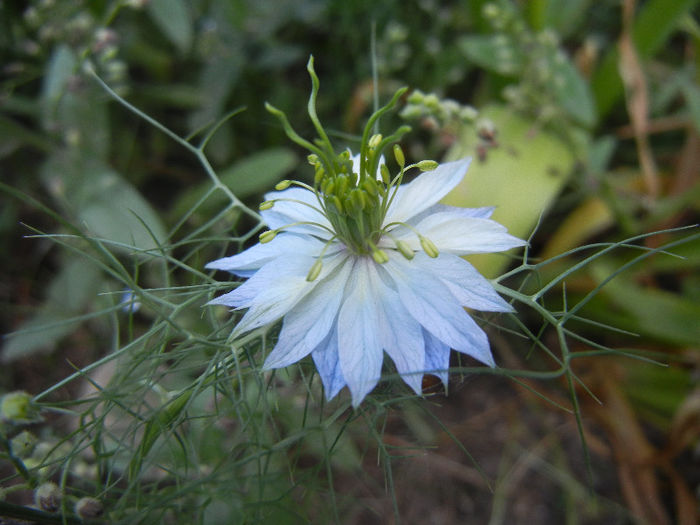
[1,0,698,523]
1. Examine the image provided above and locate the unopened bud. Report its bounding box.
[1,391,40,424]
[35,482,61,512]
[368,134,383,148]
[75,497,104,519]
[275,180,292,191]
[10,430,37,458]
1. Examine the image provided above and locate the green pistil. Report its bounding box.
[264,55,443,263]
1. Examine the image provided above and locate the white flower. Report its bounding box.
[207,155,525,406]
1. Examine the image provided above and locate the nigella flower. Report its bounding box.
[207,58,525,406]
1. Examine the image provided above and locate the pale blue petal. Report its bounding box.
[405,204,495,227]
[232,253,346,336]
[263,256,353,369]
[206,233,327,277]
[384,158,471,224]
[337,258,384,406]
[261,187,332,237]
[403,214,526,254]
[351,151,384,179]
[311,327,346,400]
[373,267,425,395]
[413,253,513,312]
[423,329,450,387]
[386,253,495,367]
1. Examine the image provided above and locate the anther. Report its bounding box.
[416,160,438,171]
[259,230,278,243]
[393,144,405,168]
[419,236,439,258]
[306,259,323,282]
[395,240,415,260]
[372,248,389,264]
[259,200,275,211]
[275,180,292,190]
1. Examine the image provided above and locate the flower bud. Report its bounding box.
[10,430,37,458]
[1,391,40,424]
[368,134,383,148]
[275,180,292,191]
[75,497,104,519]
[35,482,61,512]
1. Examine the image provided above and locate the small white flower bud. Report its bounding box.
[75,497,104,519]
[35,482,61,512]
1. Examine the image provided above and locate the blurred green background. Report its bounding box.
[1,0,698,523]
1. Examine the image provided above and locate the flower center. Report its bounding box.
[311,146,387,257]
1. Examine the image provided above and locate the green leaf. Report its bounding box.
[147,0,193,53]
[550,52,597,127]
[76,169,168,252]
[444,105,576,277]
[41,45,77,123]
[542,0,592,36]
[591,262,700,347]
[1,258,102,362]
[458,35,524,76]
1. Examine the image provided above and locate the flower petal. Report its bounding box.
[262,187,332,237]
[263,257,353,369]
[416,253,513,312]
[400,213,526,255]
[337,258,384,406]
[312,327,346,400]
[403,204,495,228]
[230,253,346,336]
[386,252,495,367]
[423,328,450,387]
[206,233,327,277]
[373,266,425,395]
[384,158,471,224]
